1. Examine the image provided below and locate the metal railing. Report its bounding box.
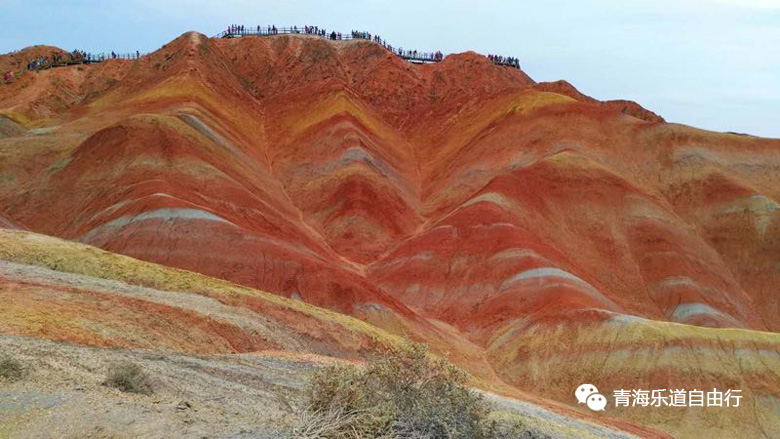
[21,51,143,72]
[85,52,143,62]
[215,25,521,68]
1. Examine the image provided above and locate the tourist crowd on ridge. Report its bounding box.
[223,24,518,68]
[3,49,143,82]
[23,50,89,71]
[488,54,519,68]
[3,23,521,84]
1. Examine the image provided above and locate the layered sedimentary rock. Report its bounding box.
[1,31,779,438]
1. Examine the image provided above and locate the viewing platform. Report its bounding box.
[8,24,521,77]
[216,25,521,68]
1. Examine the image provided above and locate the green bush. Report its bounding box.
[104,361,153,395]
[0,355,24,381]
[295,343,534,439]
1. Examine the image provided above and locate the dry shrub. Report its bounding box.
[104,361,153,395]
[294,343,534,439]
[0,355,24,381]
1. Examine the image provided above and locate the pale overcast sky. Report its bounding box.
[1,0,778,138]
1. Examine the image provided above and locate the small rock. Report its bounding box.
[176,400,192,411]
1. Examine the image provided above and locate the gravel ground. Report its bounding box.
[0,335,639,439]
[0,335,315,438]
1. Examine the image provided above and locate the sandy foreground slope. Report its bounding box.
[0,335,653,439]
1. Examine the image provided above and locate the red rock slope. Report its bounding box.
[1,32,779,438]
